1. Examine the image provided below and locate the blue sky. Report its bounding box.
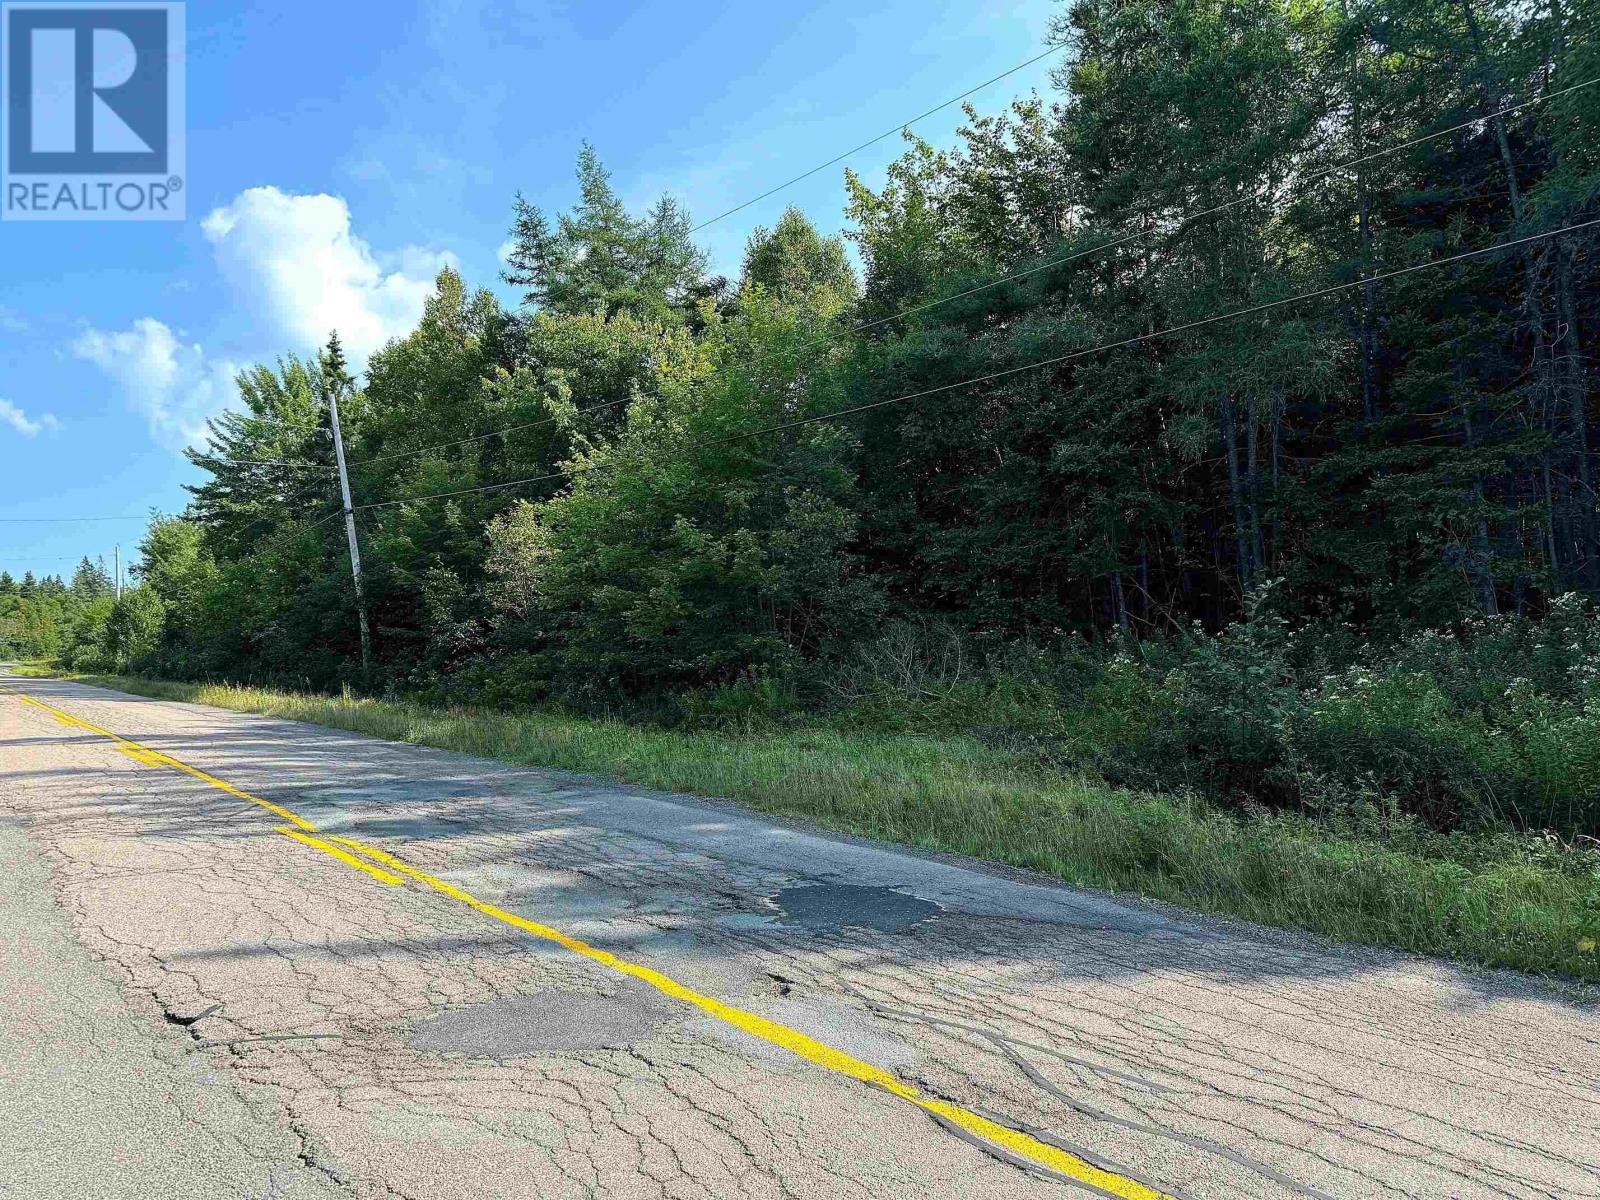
[0,0,1062,579]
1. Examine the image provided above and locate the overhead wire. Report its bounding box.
[686,44,1068,234]
[0,515,149,523]
[0,553,102,561]
[220,456,327,468]
[349,409,616,468]
[190,47,1066,477]
[333,73,1600,474]
[345,216,1600,515]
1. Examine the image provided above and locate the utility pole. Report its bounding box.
[323,334,372,683]
[113,545,121,601]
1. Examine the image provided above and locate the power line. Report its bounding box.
[335,74,1600,475]
[188,411,331,467]
[341,48,1075,472]
[347,216,1600,515]
[349,407,620,468]
[1333,73,1600,180]
[223,456,326,468]
[718,218,1600,439]
[687,44,1067,234]
[0,515,148,523]
[833,74,1600,339]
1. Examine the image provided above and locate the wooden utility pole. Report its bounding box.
[326,357,372,682]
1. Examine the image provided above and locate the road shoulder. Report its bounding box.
[0,818,347,1200]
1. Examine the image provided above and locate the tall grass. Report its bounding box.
[41,671,1600,984]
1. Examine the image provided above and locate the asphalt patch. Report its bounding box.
[333,814,474,841]
[771,884,940,933]
[410,986,677,1058]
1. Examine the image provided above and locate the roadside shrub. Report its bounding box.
[821,599,1600,839]
[676,670,804,730]
[1281,603,1600,835]
[1153,618,1299,798]
[826,620,1075,737]
[1287,670,1491,828]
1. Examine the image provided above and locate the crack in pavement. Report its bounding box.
[2,675,1597,1199]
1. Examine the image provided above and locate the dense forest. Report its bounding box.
[53,0,1600,838]
[0,559,136,666]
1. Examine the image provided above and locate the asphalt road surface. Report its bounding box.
[2,671,1597,1200]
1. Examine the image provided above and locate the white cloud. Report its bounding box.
[72,318,238,448]
[201,187,457,364]
[66,188,454,452]
[0,398,60,437]
[382,242,460,280]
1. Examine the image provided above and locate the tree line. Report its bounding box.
[0,559,155,667]
[106,0,1596,719]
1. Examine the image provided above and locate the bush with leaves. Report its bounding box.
[487,285,879,702]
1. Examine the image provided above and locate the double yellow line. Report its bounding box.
[10,687,1175,1199]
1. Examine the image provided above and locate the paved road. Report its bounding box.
[1,673,1596,1200]
[0,818,347,1200]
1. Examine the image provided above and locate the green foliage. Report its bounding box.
[130,514,219,676]
[826,599,1600,840]
[56,672,1600,982]
[97,0,1600,886]
[70,556,112,599]
[741,207,858,311]
[58,594,114,670]
[106,587,165,670]
[136,516,216,626]
[485,282,881,701]
[503,144,711,323]
[0,570,72,660]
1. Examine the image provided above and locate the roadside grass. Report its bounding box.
[7,661,58,679]
[28,669,1600,984]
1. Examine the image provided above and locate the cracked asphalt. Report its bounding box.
[1,672,1597,1199]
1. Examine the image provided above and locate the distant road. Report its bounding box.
[3,671,1597,1199]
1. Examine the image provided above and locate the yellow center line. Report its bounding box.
[278,827,405,885]
[8,686,1175,1200]
[17,693,315,830]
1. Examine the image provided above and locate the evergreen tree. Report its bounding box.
[503,144,709,322]
[71,557,112,598]
[152,0,1599,695]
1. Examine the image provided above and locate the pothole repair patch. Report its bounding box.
[771,884,941,933]
[410,986,677,1058]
